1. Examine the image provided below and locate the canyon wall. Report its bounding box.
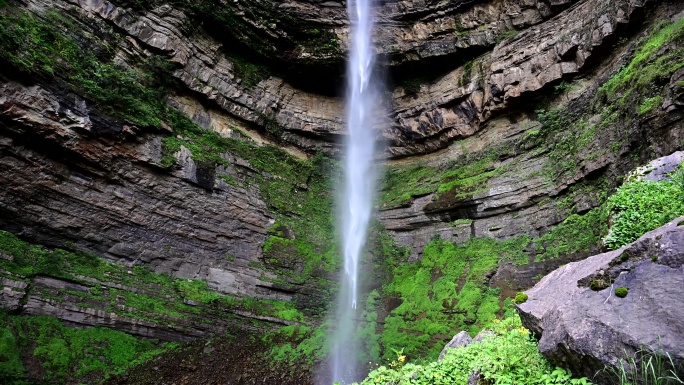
[0,0,683,381]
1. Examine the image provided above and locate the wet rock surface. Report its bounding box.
[517,217,684,383]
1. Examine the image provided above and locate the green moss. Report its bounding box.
[534,107,603,179]
[614,287,629,298]
[496,29,518,43]
[264,322,331,366]
[436,156,506,200]
[512,292,528,304]
[0,230,304,327]
[638,96,664,115]
[0,9,177,128]
[379,153,507,208]
[0,312,178,383]
[380,237,527,361]
[227,52,271,88]
[600,17,684,106]
[0,320,25,382]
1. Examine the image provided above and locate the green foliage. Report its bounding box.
[0,321,25,382]
[512,292,528,304]
[600,17,684,101]
[354,315,591,385]
[608,347,683,385]
[379,155,506,208]
[0,231,302,327]
[0,313,178,382]
[670,164,684,192]
[265,322,331,366]
[160,110,339,286]
[436,156,506,200]
[380,237,528,361]
[603,179,684,249]
[0,10,172,127]
[299,27,341,58]
[357,290,382,365]
[262,236,337,281]
[536,207,609,261]
[379,164,439,207]
[638,96,664,115]
[554,81,574,93]
[496,29,518,43]
[535,108,606,179]
[227,52,271,88]
[614,287,628,298]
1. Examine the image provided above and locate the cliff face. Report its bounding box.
[0,0,683,382]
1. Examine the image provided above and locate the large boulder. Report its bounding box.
[438,331,473,361]
[517,217,684,384]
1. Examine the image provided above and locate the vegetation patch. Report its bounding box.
[603,175,684,249]
[512,292,528,304]
[380,236,529,361]
[0,231,304,326]
[352,315,591,385]
[600,17,684,103]
[638,96,663,115]
[0,312,178,384]
[379,153,507,209]
[535,207,609,261]
[0,9,177,128]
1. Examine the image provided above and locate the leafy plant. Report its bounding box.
[1,313,178,382]
[603,179,684,249]
[352,315,591,385]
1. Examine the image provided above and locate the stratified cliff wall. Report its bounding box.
[0,0,683,382]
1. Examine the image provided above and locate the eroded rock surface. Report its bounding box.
[517,217,684,383]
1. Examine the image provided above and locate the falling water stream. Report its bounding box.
[329,0,380,383]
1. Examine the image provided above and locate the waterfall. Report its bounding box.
[329,0,380,383]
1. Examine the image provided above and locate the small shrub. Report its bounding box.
[615,287,629,298]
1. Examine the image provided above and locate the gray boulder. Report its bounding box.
[517,217,684,384]
[438,331,473,361]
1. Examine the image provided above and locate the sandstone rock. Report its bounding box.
[517,217,684,383]
[438,330,473,361]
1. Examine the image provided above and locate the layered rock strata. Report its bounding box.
[0,0,682,346]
